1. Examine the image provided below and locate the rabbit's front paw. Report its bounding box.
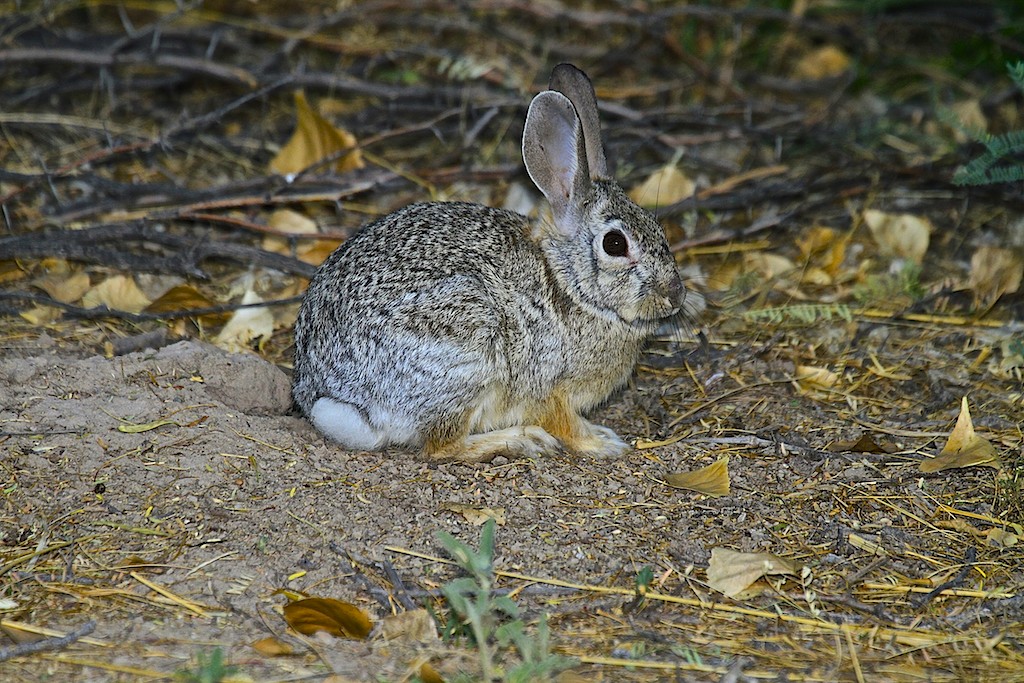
[430,425,561,463]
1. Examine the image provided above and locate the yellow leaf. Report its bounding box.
[968,246,1022,308]
[282,597,372,639]
[298,239,344,266]
[707,260,743,291]
[792,45,851,80]
[442,504,506,526]
[706,548,798,598]
[251,636,294,657]
[33,270,91,304]
[948,99,987,143]
[82,275,152,314]
[271,91,365,175]
[986,528,1018,548]
[799,266,833,286]
[262,208,341,266]
[0,260,28,286]
[920,396,1001,472]
[145,284,229,328]
[795,364,839,392]
[628,164,694,208]
[829,433,897,454]
[263,208,319,255]
[862,210,931,264]
[20,305,60,325]
[664,457,730,497]
[743,252,796,280]
[796,226,838,259]
[418,663,445,683]
[213,290,274,353]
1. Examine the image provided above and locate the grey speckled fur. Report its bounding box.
[292,64,691,462]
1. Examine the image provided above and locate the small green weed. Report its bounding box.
[437,519,576,682]
[852,261,925,306]
[175,647,237,683]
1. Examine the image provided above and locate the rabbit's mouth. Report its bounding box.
[639,272,687,321]
[623,288,684,326]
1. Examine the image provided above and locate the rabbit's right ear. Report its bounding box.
[522,91,591,236]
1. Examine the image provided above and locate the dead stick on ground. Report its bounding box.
[911,546,978,608]
[0,621,96,663]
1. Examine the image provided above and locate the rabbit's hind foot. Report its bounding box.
[425,425,561,463]
[309,397,387,451]
[566,421,630,459]
[536,392,630,459]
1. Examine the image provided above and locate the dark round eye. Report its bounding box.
[602,230,628,257]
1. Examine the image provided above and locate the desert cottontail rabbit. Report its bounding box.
[292,64,691,462]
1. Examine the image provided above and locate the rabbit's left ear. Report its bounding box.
[522,90,591,236]
[548,63,608,179]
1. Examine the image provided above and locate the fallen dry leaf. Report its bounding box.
[862,209,931,264]
[707,547,799,598]
[829,433,898,454]
[795,364,839,393]
[271,91,365,176]
[628,164,695,207]
[298,239,344,266]
[0,260,28,286]
[377,608,440,643]
[948,98,988,143]
[282,597,372,640]
[263,208,319,255]
[792,45,851,80]
[213,290,274,353]
[796,225,837,258]
[33,270,91,304]
[418,663,445,683]
[19,305,60,326]
[82,275,152,314]
[967,246,1023,309]
[262,208,341,266]
[986,528,1019,548]
[664,457,730,497]
[920,396,1001,472]
[145,283,229,329]
[744,252,796,281]
[251,636,294,657]
[442,504,506,526]
[796,225,848,277]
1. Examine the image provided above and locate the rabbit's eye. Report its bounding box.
[602,230,628,257]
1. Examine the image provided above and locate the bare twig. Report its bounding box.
[0,621,96,662]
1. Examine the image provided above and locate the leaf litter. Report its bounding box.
[1,2,1023,682]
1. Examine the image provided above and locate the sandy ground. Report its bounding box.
[1,332,1020,681]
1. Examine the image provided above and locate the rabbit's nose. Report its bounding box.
[663,271,685,304]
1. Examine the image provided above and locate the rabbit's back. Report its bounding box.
[292,201,548,426]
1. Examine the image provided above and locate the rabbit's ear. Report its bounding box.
[523,90,591,235]
[548,64,609,179]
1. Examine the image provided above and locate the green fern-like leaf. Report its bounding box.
[952,60,1024,186]
[1010,61,1024,92]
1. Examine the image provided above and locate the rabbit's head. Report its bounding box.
[523,65,684,327]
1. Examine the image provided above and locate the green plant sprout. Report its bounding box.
[436,519,576,682]
[175,648,237,683]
